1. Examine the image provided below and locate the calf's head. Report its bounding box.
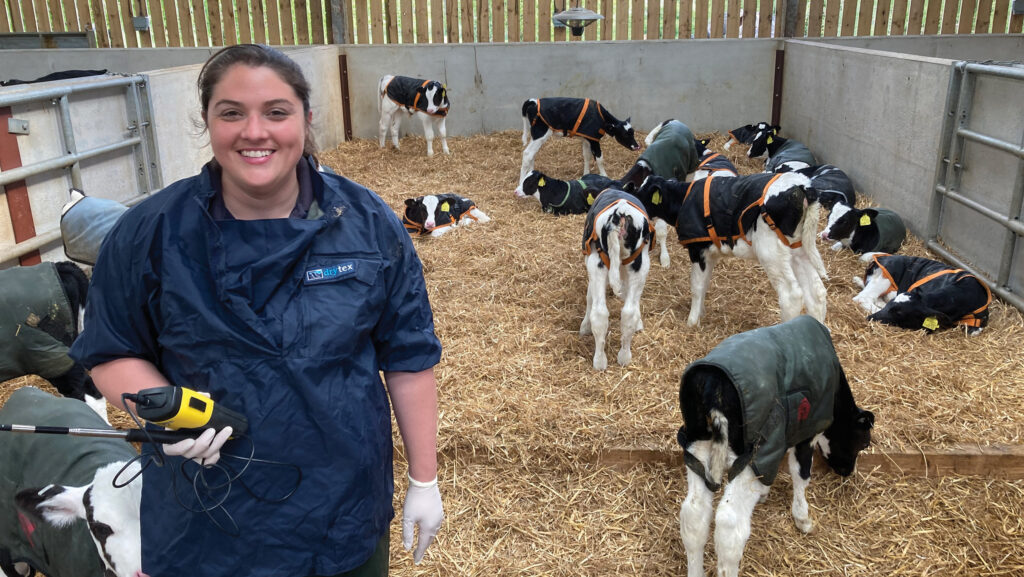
[518,170,556,200]
[607,118,640,151]
[16,461,142,577]
[746,123,782,158]
[818,409,875,477]
[420,81,449,115]
[404,196,446,231]
[821,203,860,242]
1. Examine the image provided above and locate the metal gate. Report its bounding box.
[0,74,160,265]
[928,61,1024,312]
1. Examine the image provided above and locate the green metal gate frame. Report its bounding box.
[927,61,1024,312]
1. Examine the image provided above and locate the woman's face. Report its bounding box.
[205,64,310,202]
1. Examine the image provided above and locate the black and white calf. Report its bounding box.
[0,386,141,577]
[0,261,107,422]
[692,138,738,181]
[516,170,615,214]
[635,172,829,326]
[378,74,450,157]
[580,189,653,370]
[821,205,907,254]
[402,193,490,238]
[516,98,639,194]
[790,164,856,211]
[677,315,874,577]
[747,124,817,173]
[853,253,991,335]
[722,121,774,151]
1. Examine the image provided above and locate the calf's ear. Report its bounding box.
[15,485,89,527]
[405,198,416,207]
[856,410,875,429]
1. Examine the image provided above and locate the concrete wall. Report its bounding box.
[815,34,1024,61]
[339,39,780,140]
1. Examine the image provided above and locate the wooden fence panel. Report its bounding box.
[491,0,502,41]
[923,0,940,33]
[400,0,412,41]
[522,0,534,41]
[235,0,252,43]
[265,0,281,43]
[807,0,823,36]
[693,0,708,37]
[353,0,368,41]
[207,0,224,45]
[1010,11,1023,33]
[940,0,957,33]
[793,0,806,36]
[726,0,739,37]
[415,0,428,42]
[21,0,37,32]
[662,0,676,38]
[614,0,626,38]
[856,0,872,35]
[839,0,855,35]
[296,0,310,43]
[432,0,444,42]
[9,0,25,32]
[458,0,472,41]
[33,0,48,30]
[311,0,325,42]
[645,0,657,38]
[476,0,486,40]
[906,0,923,33]
[1,3,12,32]
[599,0,612,39]
[740,0,755,36]
[280,0,296,43]
[974,0,992,33]
[51,0,67,30]
[890,0,907,34]
[874,0,889,35]
[757,0,770,36]
[823,0,840,36]
[957,0,975,33]
[997,0,1014,32]
[630,0,642,39]
[710,0,724,36]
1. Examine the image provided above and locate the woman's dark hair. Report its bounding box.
[197,44,317,156]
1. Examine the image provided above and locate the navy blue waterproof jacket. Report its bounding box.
[71,156,442,576]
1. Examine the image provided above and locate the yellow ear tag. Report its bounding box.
[440,202,450,212]
[537,177,546,187]
[860,214,872,226]
[652,191,662,205]
[766,136,774,144]
[587,193,595,205]
[923,316,939,330]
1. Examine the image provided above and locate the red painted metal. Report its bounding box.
[0,106,41,266]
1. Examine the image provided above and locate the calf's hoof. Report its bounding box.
[593,354,607,371]
[617,349,631,367]
[795,517,813,534]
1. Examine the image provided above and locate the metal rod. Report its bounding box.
[57,94,83,190]
[962,62,1024,81]
[934,184,1024,236]
[927,64,963,243]
[1,424,194,443]
[0,76,146,107]
[0,137,141,187]
[956,127,1024,159]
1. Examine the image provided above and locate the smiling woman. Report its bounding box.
[69,44,446,577]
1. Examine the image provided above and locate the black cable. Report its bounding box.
[111,392,303,537]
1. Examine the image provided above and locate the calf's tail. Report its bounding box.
[606,214,624,297]
[707,408,730,485]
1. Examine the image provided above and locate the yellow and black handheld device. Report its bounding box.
[133,386,249,437]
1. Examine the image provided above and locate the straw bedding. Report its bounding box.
[2,129,1022,575]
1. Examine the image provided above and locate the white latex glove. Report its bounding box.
[163,426,233,467]
[402,474,443,564]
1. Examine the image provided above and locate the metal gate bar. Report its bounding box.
[0,75,159,265]
[927,61,1024,313]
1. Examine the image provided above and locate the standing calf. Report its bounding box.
[852,253,991,335]
[580,189,653,370]
[517,98,639,194]
[378,74,450,157]
[635,172,828,326]
[677,315,874,577]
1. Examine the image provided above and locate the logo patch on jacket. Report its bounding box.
[797,397,811,422]
[304,262,356,285]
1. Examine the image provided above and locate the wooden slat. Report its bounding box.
[823,0,840,36]
[874,0,889,35]
[174,0,191,45]
[147,0,168,46]
[973,0,992,33]
[311,0,325,42]
[890,0,908,34]
[940,0,958,33]
[279,0,294,44]
[370,0,384,42]
[413,0,426,42]
[615,0,627,38]
[432,0,444,41]
[922,0,940,33]
[839,0,855,35]
[443,0,455,41]
[664,0,678,38]
[476,0,486,40]
[1010,12,1023,33]
[490,0,502,41]
[856,0,872,35]
[223,0,240,44]
[782,0,798,36]
[21,0,37,32]
[122,0,138,46]
[599,0,612,39]
[756,0,770,36]
[68,0,86,29]
[645,0,658,38]
[46,0,62,31]
[957,0,976,33]
[103,0,122,44]
[693,0,708,37]
[726,0,739,37]
[263,0,280,43]
[206,0,223,45]
[0,1,12,32]
[354,0,368,41]
[9,0,25,32]
[807,0,823,36]
[710,0,724,36]
[32,0,49,31]
[521,0,534,41]
[296,0,310,43]
[250,0,265,43]
[905,0,924,34]
[235,0,253,43]
[740,0,755,37]
[579,0,594,40]
[53,0,70,30]
[630,0,642,38]
[990,0,1008,33]
[458,0,471,41]
[89,0,110,45]
[385,0,397,42]
[773,0,784,35]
